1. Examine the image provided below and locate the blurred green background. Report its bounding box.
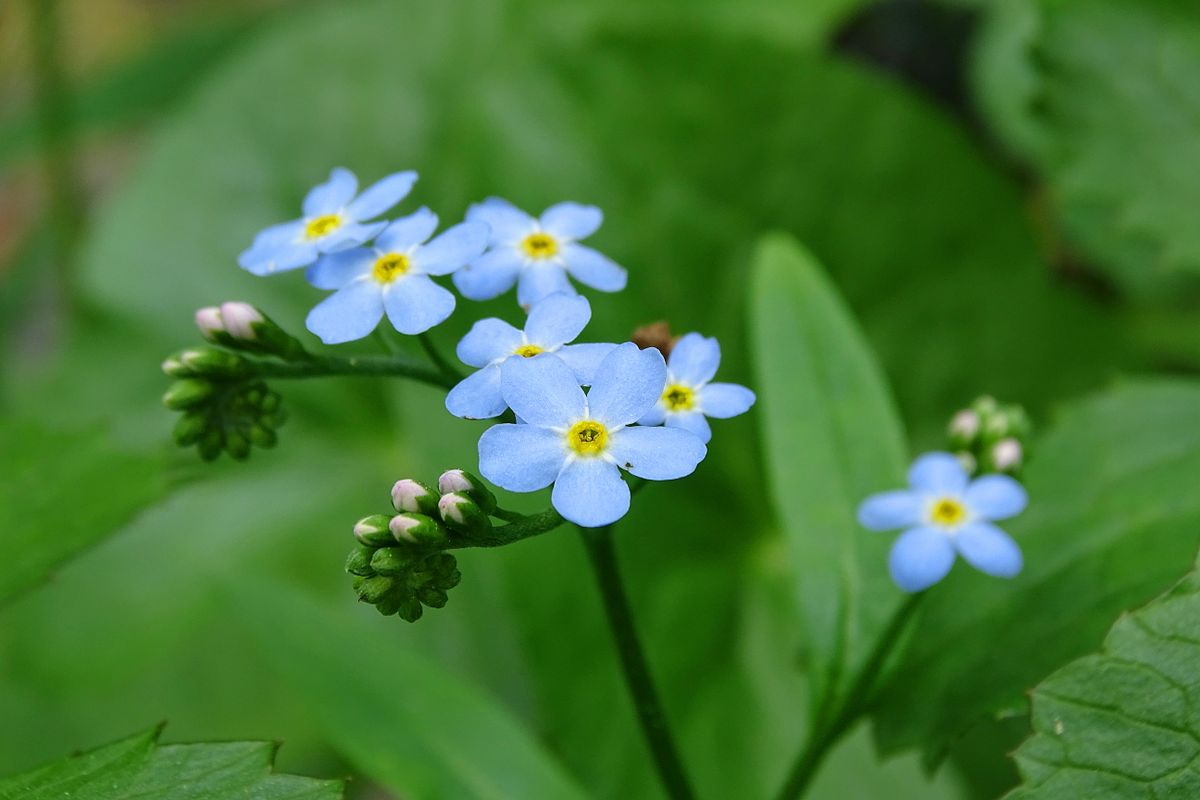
[3,0,1199,798]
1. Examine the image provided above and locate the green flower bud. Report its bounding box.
[161,355,191,377]
[397,597,424,623]
[179,347,247,378]
[437,469,497,514]
[437,493,492,536]
[389,513,449,546]
[354,575,395,604]
[390,478,440,516]
[163,378,215,410]
[172,411,209,446]
[198,429,223,461]
[247,425,277,448]
[345,545,375,577]
[370,546,415,576]
[353,514,395,547]
[224,431,251,461]
[418,587,448,609]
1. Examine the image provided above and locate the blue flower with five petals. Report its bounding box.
[239,168,417,276]
[637,333,756,444]
[858,452,1028,592]
[478,343,707,527]
[445,293,616,419]
[453,198,627,308]
[304,207,488,343]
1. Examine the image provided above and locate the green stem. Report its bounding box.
[579,525,696,800]
[253,353,456,390]
[774,592,925,800]
[418,333,461,383]
[446,508,564,549]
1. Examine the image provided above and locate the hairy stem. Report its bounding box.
[579,524,696,800]
[774,592,925,800]
[253,353,456,390]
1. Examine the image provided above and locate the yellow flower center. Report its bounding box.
[304,213,343,240]
[514,344,544,358]
[521,232,559,259]
[929,498,967,528]
[567,420,608,456]
[662,384,695,412]
[372,252,410,284]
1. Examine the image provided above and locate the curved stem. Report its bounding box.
[579,525,696,800]
[254,353,455,390]
[418,332,462,383]
[774,592,925,800]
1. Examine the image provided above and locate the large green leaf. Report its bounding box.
[1008,560,1200,798]
[750,234,908,712]
[972,0,1200,292]
[0,421,168,605]
[0,726,340,800]
[234,579,590,800]
[873,380,1200,764]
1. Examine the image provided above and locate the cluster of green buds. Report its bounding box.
[345,469,498,622]
[162,302,303,461]
[947,395,1032,477]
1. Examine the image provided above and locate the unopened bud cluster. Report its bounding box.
[344,469,499,622]
[162,302,303,461]
[947,395,1031,476]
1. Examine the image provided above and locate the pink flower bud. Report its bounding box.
[438,469,473,495]
[219,302,263,340]
[195,306,225,339]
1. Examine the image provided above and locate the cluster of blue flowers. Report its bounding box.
[240,168,755,528]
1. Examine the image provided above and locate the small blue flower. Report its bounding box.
[239,168,417,276]
[304,208,488,343]
[453,198,627,308]
[478,343,707,527]
[445,293,616,420]
[858,452,1028,592]
[637,333,756,444]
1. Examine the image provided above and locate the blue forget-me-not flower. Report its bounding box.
[445,293,617,419]
[305,207,488,343]
[453,198,627,308]
[638,333,756,444]
[478,343,706,527]
[858,452,1027,592]
[239,168,417,276]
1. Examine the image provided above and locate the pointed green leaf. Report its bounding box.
[0,726,341,799]
[750,233,908,712]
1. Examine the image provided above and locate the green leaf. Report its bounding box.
[233,578,590,800]
[873,380,1200,764]
[0,421,168,605]
[749,234,908,712]
[0,726,341,800]
[1008,559,1200,798]
[972,0,1200,291]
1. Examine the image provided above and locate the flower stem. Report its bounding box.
[579,524,696,800]
[774,592,925,800]
[418,332,462,383]
[253,353,456,390]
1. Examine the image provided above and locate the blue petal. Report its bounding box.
[540,202,603,240]
[306,248,374,289]
[668,333,720,386]
[345,170,417,221]
[637,404,667,427]
[700,383,756,419]
[964,475,1028,521]
[317,220,387,253]
[955,522,1023,579]
[375,207,438,252]
[456,318,523,367]
[239,239,317,275]
[665,411,712,444]
[501,353,587,427]
[556,342,617,385]
[609,425,706,480]
[453,249,524,301]
[586,343,666,427]
[552,458,630,527]
[416,221,490,276]
[563,243,627,292]
[305,281,384,344]
[525,293,591,348]
[857,490,923,531]
[446,364,507,420]
[888,527,956,592]
[467,197,536,244]
[517,264,575,309]
[382,275,455,335]
[908,452,969,494]
[302,167,358,217]
[478,423,565,491]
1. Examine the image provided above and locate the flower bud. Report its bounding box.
[418,587,449,609]
[388,513,449,547]
[437,469,496,514]
[354,575,395,604]
[991,437,1023,471]
[224,430,250,461]
[396,597,424,622]
[948,410,980,445]
[161,355,190,377]
[353,514,395,547]
[391,478,439,516]
[198,429,223,462]
[369,546,414,576]
[163,378,215,410]
[345,544,375,576]
[179,347,246,378]
[438,493,493,536]
[219,302,264,341]
[172,411,209,446]
[247,425,277,448]
[195,306,225,340]
[955,451,977,476]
